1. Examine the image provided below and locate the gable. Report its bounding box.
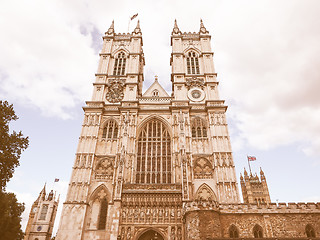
[142,79,170,97]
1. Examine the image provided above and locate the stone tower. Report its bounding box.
[240,168,271,204]
[55,19,240,240]
[24,185,59,240]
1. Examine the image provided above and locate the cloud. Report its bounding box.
[0,0,97,119]
[1,0,320,156]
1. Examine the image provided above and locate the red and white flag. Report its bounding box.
[130,13,138,21]
[247,156,256,161]
[54,178,60,182]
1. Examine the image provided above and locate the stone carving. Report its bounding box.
[94,157,114,180]
[195,184,217,202]
[193,158,214,179]
[106,78,125,103]
[187,216,200,240]
[186,77,204,90]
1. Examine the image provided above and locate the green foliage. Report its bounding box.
[0,100,29,240]
[0,191,25,239]
[0,100,29,190]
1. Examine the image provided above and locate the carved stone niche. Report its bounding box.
[193,158,214,179]
[94,157,114,180]
[106,78,126,103]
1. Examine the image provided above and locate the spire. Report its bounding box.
[199,19,209,34]
[35,183,46,202]
[172,19,181,35]
[133,20,142,34]
[106,20,114,35]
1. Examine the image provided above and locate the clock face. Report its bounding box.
[191,90,201,99]
[187,87,205,102]
[32,207,37,213]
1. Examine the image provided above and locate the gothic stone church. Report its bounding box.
[26,20,320,240]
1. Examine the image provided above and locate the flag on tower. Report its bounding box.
[247,156,257,161]
[130,13,138,20]
[54,178,60,182]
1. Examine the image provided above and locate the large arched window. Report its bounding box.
[306,224,316,238]
[229,224,239,238]
[191,117,207,138]
[98,197,108,230]
[136,119,171,184]
[253,224,263,238]
[113,52,126,76]
[102,119,118,140]
[186,51,200,75]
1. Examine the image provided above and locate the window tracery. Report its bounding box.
[113,52,126,76]
[229,224,239,238]
[186,51,200,75]
[136,119,171,184]
[191,117,207,139]
[195,184,217,202]
[102,119,118,140]
[253,224,263,238]
[306,224,316,238]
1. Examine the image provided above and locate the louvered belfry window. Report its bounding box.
[102,119,118,140]
[113,52,126,75]
[186,51,200,74]
[136,119,171,184]
[191,117,207,138]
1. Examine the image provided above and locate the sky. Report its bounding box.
[1,0,320,235]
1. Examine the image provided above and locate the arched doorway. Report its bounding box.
[138,230,164,240]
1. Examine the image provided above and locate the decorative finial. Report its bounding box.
[155,75,158,81]
[133,20,141,34]
[199,19,209,34]
[106,20,114,35]
[172,19,181,35]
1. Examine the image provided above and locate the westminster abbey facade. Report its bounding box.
[49,20,320,240]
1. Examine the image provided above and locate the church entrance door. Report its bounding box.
[137,230,164,240]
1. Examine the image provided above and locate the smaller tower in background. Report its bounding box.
[240,168,271,204]
[24,185,59,240]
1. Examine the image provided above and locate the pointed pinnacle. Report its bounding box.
[110,20,114,29]
[172,19,181,35]
[133,20,142,34]
[200,18,208,34]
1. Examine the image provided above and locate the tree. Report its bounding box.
[0,100,29,190]
[0,191,25,239]
[0,100,29,240]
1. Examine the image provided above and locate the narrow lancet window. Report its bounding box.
[113,52,126,76]
[98,198,108,230]
[102,119,118,140]
[186,51,200,74]
[191,117,207,139]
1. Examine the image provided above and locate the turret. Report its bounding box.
[240,168,271,205]
[24,185,59,240]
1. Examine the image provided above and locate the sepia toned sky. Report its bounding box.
[1,0,320,234]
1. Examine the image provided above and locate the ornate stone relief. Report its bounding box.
[193,158,214,179]
[195,184,217,202]
[94,157,114,180]
[186,77,204,90]
[106,78,126,103]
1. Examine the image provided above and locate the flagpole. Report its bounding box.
[247,155,252,174]
[128,17,130,33]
